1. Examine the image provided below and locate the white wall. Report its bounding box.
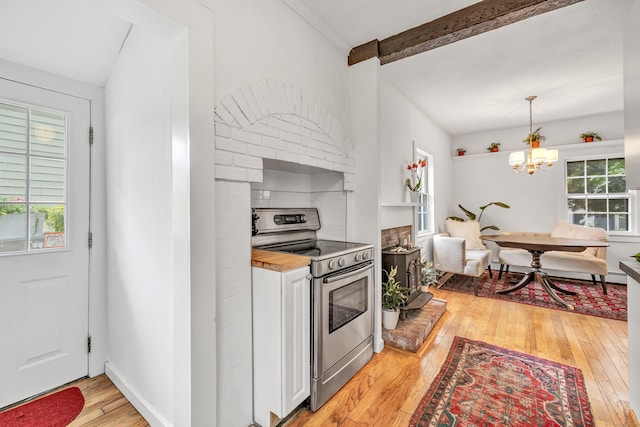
[379,77,454,260]
[211,1,351,424]
[624,0,640,418]
[104,24,177,425]
[453,111,624,156]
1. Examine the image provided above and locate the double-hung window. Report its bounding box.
[565,157,630,232]
[415,147,434,236]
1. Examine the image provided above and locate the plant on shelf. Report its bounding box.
[447,201,511,231]
[456,148,466,156]
[487,142,501,152]
[420,259,442,292]
[405,159,427,192]
[523,126,545,148]
[381,266,410,329]
[579,131,602,142]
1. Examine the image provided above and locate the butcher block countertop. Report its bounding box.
[251,248,311,272]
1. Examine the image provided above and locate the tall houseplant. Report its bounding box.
[381,266,409,329]
[448,201,511,232]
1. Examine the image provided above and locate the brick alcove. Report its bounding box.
[214,80,355,189]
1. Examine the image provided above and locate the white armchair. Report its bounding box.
[433,220,493,296]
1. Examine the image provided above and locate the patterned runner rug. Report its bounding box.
[410,336,594,427]
[438,272,626,321]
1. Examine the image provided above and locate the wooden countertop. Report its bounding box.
[251,248,311,272]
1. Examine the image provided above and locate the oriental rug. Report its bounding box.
[439,272,626,321]
[409,336,594,427]
[0,387,84,427]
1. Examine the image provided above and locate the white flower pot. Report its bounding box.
[382,309,400,330]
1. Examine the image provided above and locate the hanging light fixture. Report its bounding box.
[509,96,558,174]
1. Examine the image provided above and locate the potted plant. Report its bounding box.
[487,142,501,152]
[381,266,409,330]
[456,148,466,156]
[447,201,511,232]
[420,259,442,292]
[523,126,545,148]
[579,131,602,143]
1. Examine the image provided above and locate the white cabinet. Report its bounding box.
[252,266,310,427]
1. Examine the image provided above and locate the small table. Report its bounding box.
[481,234,609,310]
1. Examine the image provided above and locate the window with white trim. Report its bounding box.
[0,101,67,253]
[415,148,434,235]
[565,157,630,232]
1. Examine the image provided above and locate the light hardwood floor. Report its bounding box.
[21,283,628,427]
[285,285,630,427]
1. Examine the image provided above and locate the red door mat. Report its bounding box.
[0,387,84,427]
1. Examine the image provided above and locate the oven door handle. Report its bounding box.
[322,261,373,283]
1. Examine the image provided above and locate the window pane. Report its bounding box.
[570,213,585,226]
[566,161,584,177]
[609,198,628,213]
[30,157,65,202]
[567,178,584,194]
[592,214,607,229]
[0,154,26,199]
[0,103,27,154]
[30,204,65,249]
[608,158,625,175]
[609,214,628,232]
[587,199,607,213]
[608,176,626,193]
[567,198,585,211]
[0,203,27,252]
[30,110,66,157]
[587,159,606,175]
[586,176,606,194]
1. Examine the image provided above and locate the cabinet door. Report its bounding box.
[281,267,310,415]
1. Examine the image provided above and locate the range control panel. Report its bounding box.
[274,214,307,225]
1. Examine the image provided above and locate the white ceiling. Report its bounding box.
[0,0,629,137]
[0,0,130,87]
[293,0,629,136]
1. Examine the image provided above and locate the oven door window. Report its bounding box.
[328,277,368,333]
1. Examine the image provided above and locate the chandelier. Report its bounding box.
[509,96,558,174]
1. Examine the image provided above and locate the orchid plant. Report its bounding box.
[406,159,427,192]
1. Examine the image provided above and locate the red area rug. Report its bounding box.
[439,272,627,321]
[410,336,594,427]
[0,387,84,427]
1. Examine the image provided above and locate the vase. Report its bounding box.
[382,309,400,330]
[531,140,540,148]
[408,190,420,203]
[584,137,594,142]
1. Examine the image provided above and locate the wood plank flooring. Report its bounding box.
[285,286,630,427]
[11,284,628,426]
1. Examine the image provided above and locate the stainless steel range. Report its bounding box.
[251,207,374,411]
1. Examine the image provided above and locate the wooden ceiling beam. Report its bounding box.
[348,0,584,66]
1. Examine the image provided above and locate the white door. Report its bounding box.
[0,78,90,408]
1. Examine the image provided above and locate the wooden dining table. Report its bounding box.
[481,234,609,310]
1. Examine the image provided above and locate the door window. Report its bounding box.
[0,101,67,253]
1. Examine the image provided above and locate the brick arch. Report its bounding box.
[214,80,355,190]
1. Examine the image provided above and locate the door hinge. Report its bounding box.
[87,336,92,353]
[89,126,94,145]
[88,232,93,249]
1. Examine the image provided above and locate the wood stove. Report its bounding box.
[382,247,433,315]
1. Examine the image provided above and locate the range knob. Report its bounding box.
[299,214,306,223]
[338,258,346,267]
[355,253,362,262]
[328,260,337,270]
[363,251,370,260]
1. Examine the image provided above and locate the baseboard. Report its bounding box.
[630,408,639,427]
[104,362,172,427]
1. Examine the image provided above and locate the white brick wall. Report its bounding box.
[214,80,355,188]
[215,180,253,427]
